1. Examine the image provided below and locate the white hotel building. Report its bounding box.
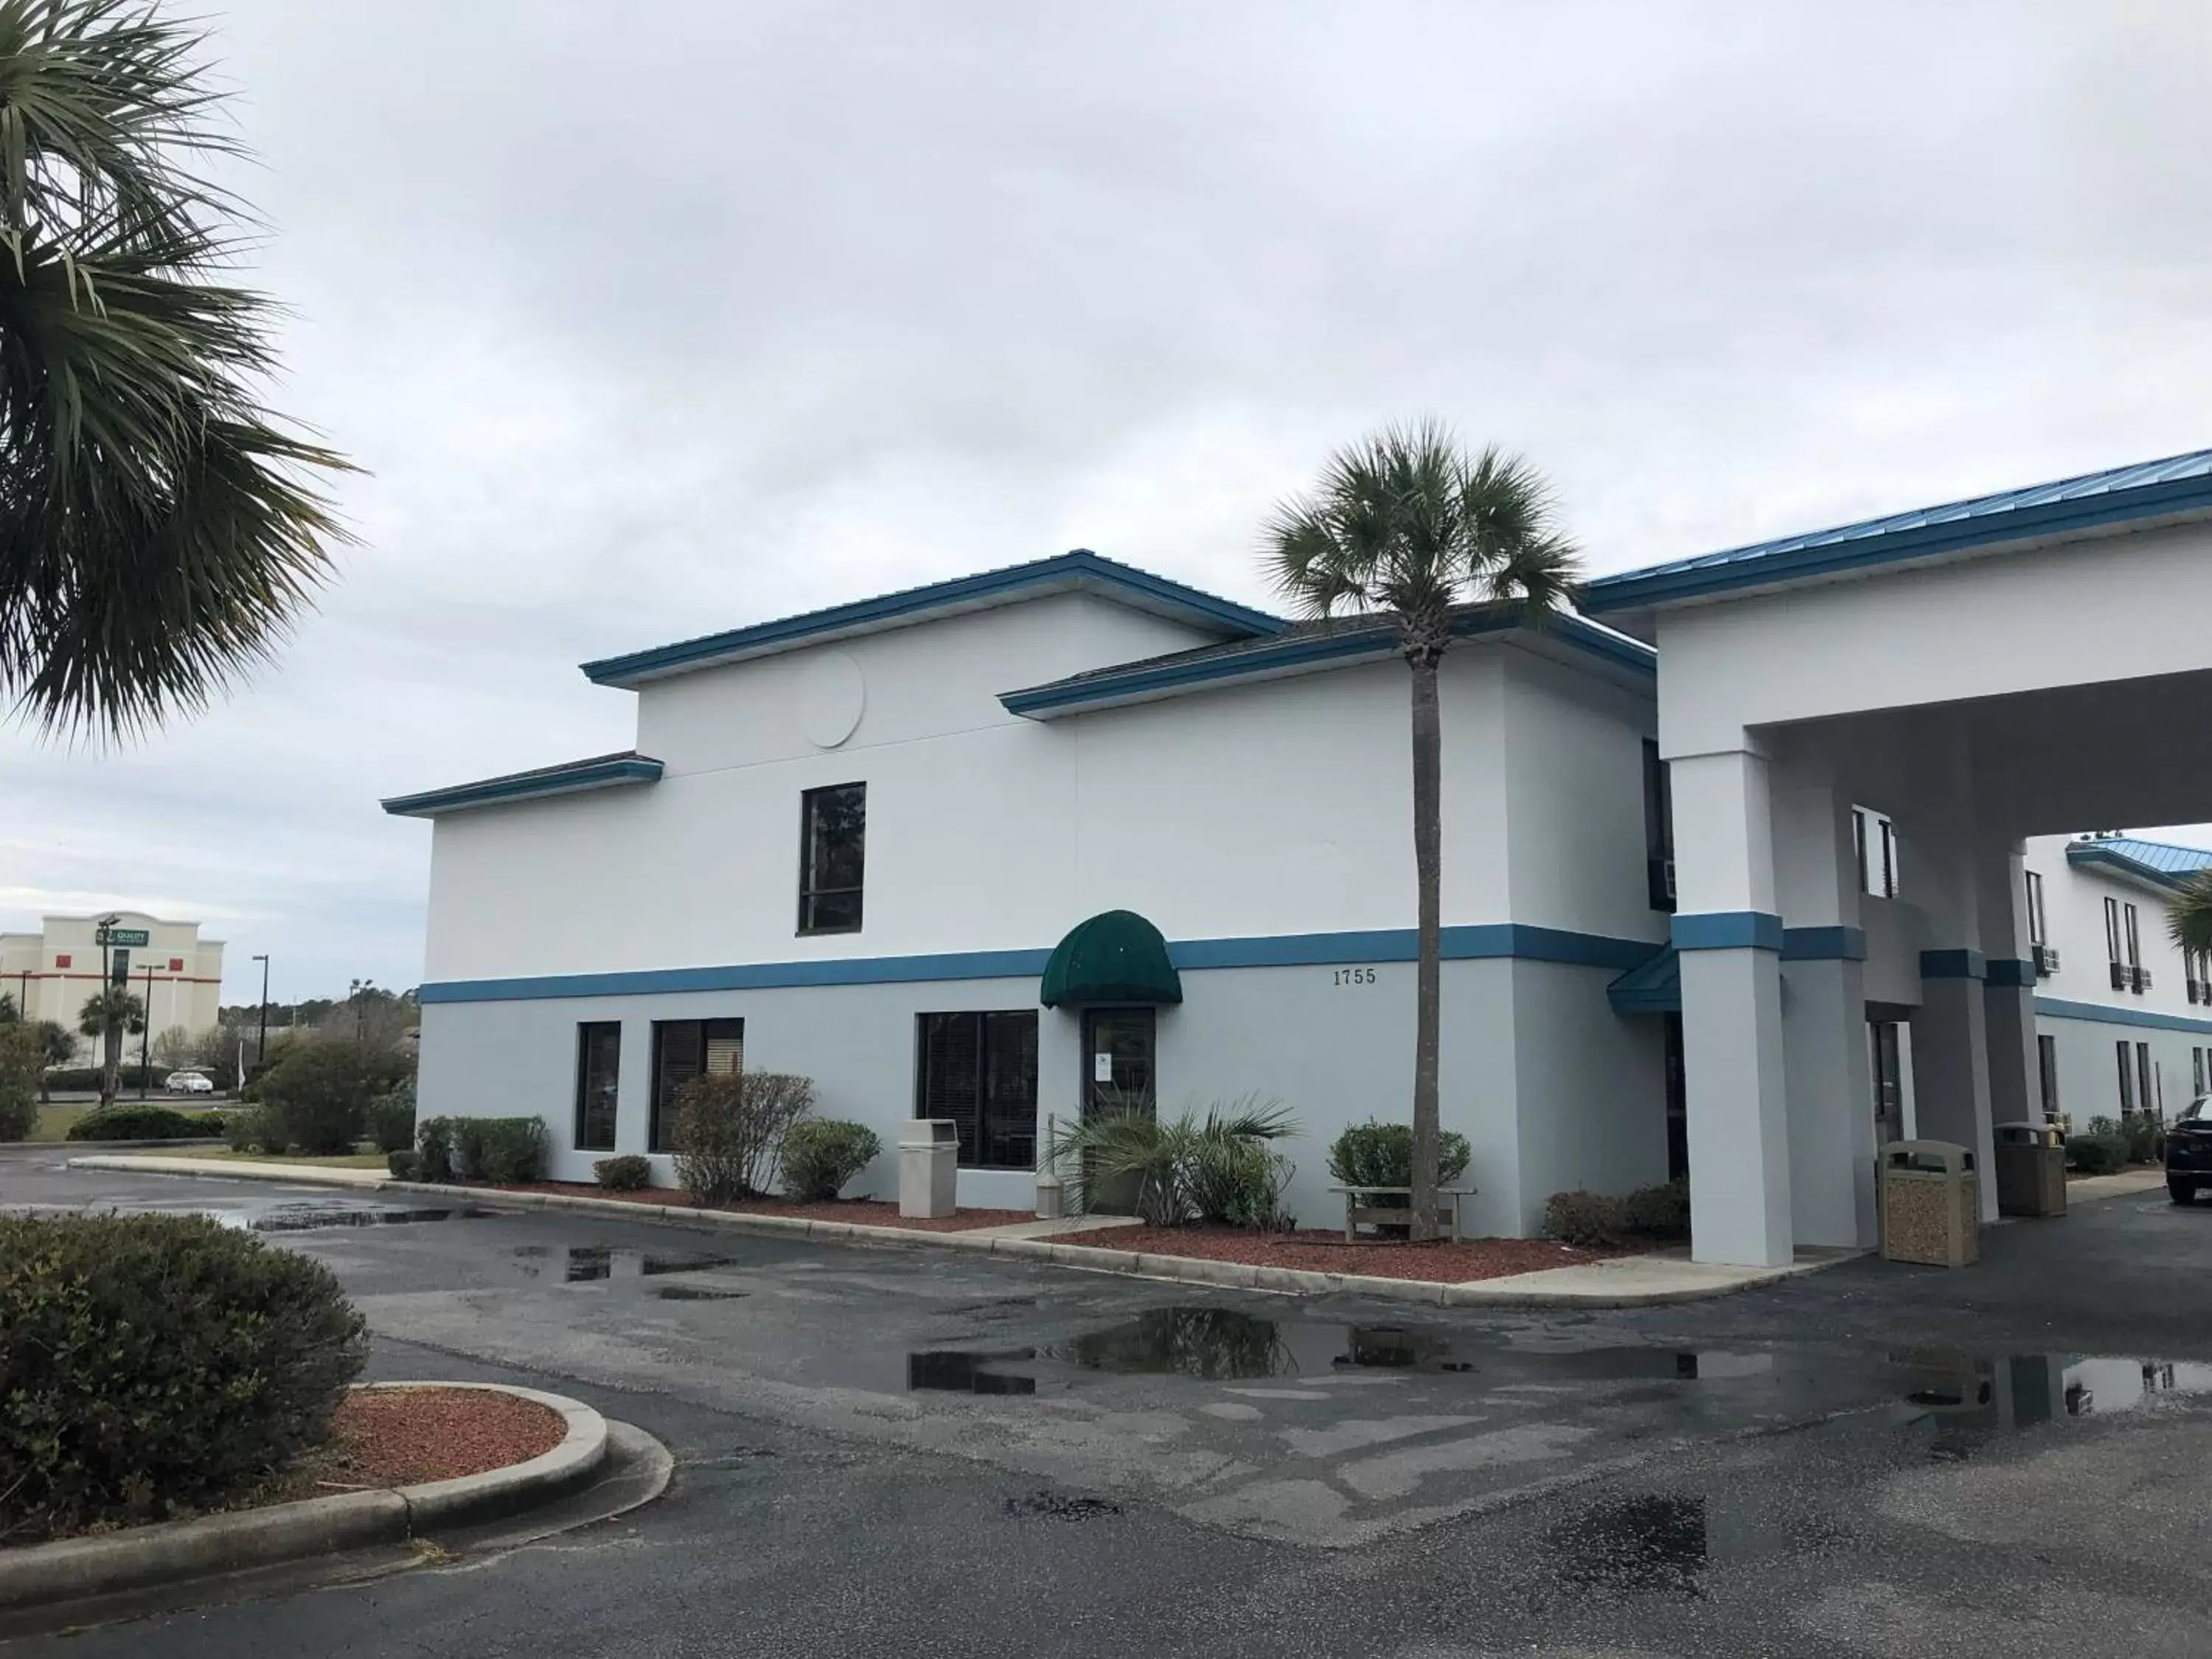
[387,449,2212,1265]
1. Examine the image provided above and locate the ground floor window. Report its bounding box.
[574,1022,622,1151]
[1870,1020,1905,1144]
[2138,1041,2156,1119]
[2116,1040,2135,1114]
[651,1018,743,1152]
[917,1010,1038,1169]
[2037,1034,2059,1119]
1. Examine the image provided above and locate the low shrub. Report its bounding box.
[2067,1131,2128,1175]
[38,1065,159,1093]
[1543,1189,1630,1248]
[1188,1136,1296,1230]
[0,1023,41,1141]
[1622,1178,1691,1239]
[0,1211,367,1543]
[453,1116,549,1183]
[2118,1113,2164,1165]
[386,1149,422,1180]
[226,1103,288,1155]
[1325,1120,1473,1189]
[779,1120,882,1200]
[1047,1096,1298,1228]
[673,1072,816,1203]
[594,1154,653,1191]
[257,1043,398,1155]
[366,1082,417,1155]
[64,1103,223,1141]
[417,1116,456,1182]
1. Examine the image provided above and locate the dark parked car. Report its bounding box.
[2168,1096,2212,1203]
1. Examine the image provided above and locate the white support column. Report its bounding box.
[1773,770,1877,1248]
[1672,745,1792,1267]
[1979,841,2044,1130]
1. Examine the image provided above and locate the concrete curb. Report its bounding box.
[64,1155,386,1187]
[0,1382,608,1613]
[65,1158,1863,1310]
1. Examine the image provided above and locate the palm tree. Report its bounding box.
[33,1019,73,1099]
[0,0,350,737]
[2170,871,2212,960]
[1265,422,1579,1239]
[78,987,145,1107]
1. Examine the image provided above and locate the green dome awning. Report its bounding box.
[1040,910,1183,1009]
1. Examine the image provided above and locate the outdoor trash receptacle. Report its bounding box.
[900,1119,958,1219]
[1881,1139,1979,1267]
[1993,1121,2067,1219]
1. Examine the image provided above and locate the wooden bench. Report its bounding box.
[1329,1185,1477,1243]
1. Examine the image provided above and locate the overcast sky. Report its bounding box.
[4,0,2211,1005]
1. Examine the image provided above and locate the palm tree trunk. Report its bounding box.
[1408,650,1444,1242]
[101,1014,121,1110]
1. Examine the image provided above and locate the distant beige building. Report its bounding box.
[0,913,226,1054]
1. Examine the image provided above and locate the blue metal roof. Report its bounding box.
[1001,607,1654,720]
[383,751,664,818]
[1607,944,1679,1015]
[2065,835,2212,891]
[581,550,1284,687]
[1583,447,2212,613]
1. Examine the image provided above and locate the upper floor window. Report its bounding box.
[1641,740,1674,913]
[798,783,866,934]
[1853,807,1897,900]
[2024,870,2047,947]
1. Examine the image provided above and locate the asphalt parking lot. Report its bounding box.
[4,1149,2210,1658]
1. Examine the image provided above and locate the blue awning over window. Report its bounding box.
[1608,945,1680,1016]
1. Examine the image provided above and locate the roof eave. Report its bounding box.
[382,757,664,818]
[580,553,1284,689]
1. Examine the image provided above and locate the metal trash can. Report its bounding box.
[1880,1139,1979,1267]
[900,1119,958,1219]
[1993,1121,2068,1219]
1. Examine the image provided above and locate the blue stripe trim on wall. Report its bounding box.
[1671,911,1785,953]
[2035,995,2212,1037]
[1983,958,2038,989]
[1920,949,1988,981]
[418,923,1663,1005]
[1780,925,1866,961]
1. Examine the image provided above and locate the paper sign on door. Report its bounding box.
[1093,1052,1114,1083]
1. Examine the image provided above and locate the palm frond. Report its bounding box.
[2169,871,2212,956]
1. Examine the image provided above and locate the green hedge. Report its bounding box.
[594,1154,653,1190]
[418,1116,549,1183]
[41,1065,161,1093]
[0,1212,366,1543]
[781,1120,882,1200]
[65,1104,224,1141]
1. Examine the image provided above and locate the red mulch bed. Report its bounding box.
[1032,1224,1640,1283]
[485,1181,1033,1232]
[296,1387,567,1491]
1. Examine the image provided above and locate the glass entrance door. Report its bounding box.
[1870,1020,1904,1145]
[1081,1007,1156,1214]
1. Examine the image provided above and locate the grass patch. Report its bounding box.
[30,1103,92,1142]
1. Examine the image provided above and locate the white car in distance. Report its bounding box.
[164,1070,216,1094]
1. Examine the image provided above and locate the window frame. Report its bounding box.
[574,1021,622,1152]
[649,1016,745,1153]
[2037,1033,2059,1118]
[796,782,867,936]
[914,1009,1040,1171]
[2117,1039,2135,1113]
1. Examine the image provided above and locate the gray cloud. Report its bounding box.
[5,0,2210,1001]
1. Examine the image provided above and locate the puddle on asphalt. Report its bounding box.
[509,1244,741,1282]
[651,1284,748,1301]
[1548,1494,1710,1600]
[230,1203,494,1233]
[1893,1352,2212,1458]
[908,1350,1039,1395]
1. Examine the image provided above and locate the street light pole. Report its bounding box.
[252,953,270,1082]
[139,962,153,1100]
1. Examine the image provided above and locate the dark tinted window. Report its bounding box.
[799,784,866,933]
[574,1022,622,1151]
[650,1018,743,1152]
[917,1010,1038,1169]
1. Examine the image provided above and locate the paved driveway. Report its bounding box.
[4,1149,2210,1657]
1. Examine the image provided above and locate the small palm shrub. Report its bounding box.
[673,1072,815,1203]
[452,1117,550,1183]
[594,1155,653,1191]
[1047,1096,1298,1227]
[0,1212,366,1543]
[780,1120,883,1200]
